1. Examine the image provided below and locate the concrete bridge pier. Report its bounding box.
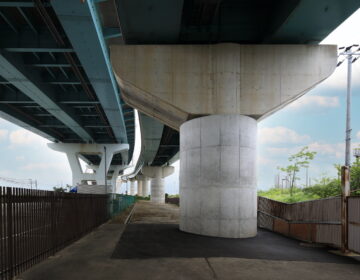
[136,178,143,196]
[129,179,136,195]
[111,43,337,237]
[143,177,150,197]
[48,143,129,193]
[136,175,150,197]
[180,114,257,238]
[142,166,174,203]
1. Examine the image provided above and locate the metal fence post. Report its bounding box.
[6,187,13,279]
[341,166,350,253]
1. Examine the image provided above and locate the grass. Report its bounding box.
[258,187,320,203]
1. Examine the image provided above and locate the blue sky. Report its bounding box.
[1,8,360,193]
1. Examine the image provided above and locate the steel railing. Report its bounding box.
[0,187,109,280]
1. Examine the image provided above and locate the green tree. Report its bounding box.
[53,186,67,192]
[278,146,316,197]
[303,176,341,198]
[351,155,360,193]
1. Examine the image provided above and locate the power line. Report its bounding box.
[0,176,37,189]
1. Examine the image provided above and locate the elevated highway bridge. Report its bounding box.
[0,0,359,236]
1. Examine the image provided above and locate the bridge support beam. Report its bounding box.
[180,114,257,238]
[142,166,174,203]
[48,143,128,193]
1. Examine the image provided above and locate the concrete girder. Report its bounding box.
[111,44,337,129]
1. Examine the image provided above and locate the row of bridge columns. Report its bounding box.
[127,166,174,203]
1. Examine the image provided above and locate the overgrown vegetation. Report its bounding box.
[135,195,150,200]
[259,146,360,203]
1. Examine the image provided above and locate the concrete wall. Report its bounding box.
[77,185,107,194]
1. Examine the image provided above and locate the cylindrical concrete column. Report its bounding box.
[142,166,174,204]
[151,176,165,203]
[142,179,150,197]
[180,114,257,238]
[137,180,143,196]
[130,180,135,195]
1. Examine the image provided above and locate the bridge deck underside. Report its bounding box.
[0,1,135,165]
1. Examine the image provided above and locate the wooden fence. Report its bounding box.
[348,197,360,253]
[0,187,109,280]
[258,196,360,253]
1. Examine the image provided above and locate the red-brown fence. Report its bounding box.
[348,196,360,253]
[0,187,109,280]
[258,196,360,253]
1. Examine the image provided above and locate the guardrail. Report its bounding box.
[0,187,109,280]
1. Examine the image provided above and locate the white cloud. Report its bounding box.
[308,142,345,159]
[9,129,48,147]
[321,8,360,46]
[15,156,25,161]
[21,162,65,171]
[0,129,8,141]
[266,146,296,156]
[320,8,360,90]
[318,63,360,90]
[258,155,275,166]
[288,95,339,110]
[357,131,360,140]
[259,126,311,144]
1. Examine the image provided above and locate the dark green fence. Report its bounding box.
[108,194,136,218]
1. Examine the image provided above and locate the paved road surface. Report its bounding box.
[18,201,360,280]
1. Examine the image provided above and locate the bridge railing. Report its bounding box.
[258,196,360,253]
[0,187,109,280]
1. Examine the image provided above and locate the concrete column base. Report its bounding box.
[179,114,257,238]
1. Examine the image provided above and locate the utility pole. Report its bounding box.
[337,44,360,253]
[306,167,309,188]
[104,146,107,193]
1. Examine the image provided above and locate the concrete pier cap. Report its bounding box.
[48,143,129,193]
[111,43,337,130]
[142,166,174,203]
[111,43,337,237]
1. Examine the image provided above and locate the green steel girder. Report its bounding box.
[51,0,128,145]
[0,49,94,142]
